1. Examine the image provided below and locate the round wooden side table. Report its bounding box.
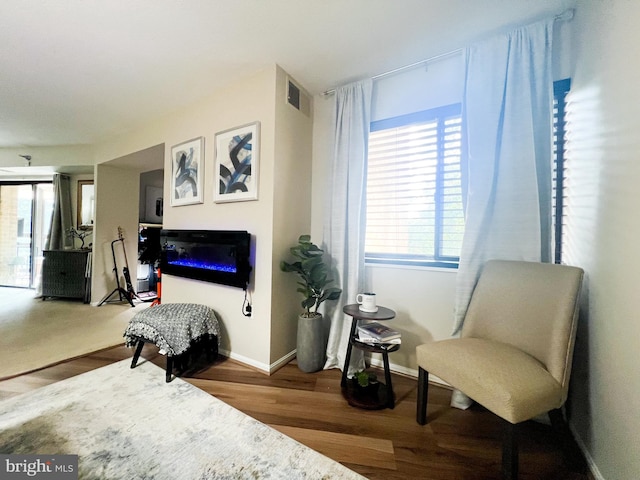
[341,304,399,409]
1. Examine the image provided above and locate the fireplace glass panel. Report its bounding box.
[160,230,251,288]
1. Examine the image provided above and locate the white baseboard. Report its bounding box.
[367,357,451,388]
[269,350,298,373]
[570,424,605,480]
[219,348,268,373]
[219,348,297,375]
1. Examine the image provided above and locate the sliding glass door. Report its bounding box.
[0,182,53,288]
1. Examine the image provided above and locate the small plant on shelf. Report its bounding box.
[67,227,92,250]
[353,370,379,390]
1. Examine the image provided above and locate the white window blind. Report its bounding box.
[365,104,464,267]
[553,78,571,264]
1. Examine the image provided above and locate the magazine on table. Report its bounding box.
[357,330,402,345]
[357,321,401,342]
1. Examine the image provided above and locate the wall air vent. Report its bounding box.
[286,77,311,117]
[288,80,300,109]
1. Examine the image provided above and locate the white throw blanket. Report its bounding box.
[124,303,220,356]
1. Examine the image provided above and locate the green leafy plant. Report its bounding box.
[280,234,342,317]
[353,370,378,388]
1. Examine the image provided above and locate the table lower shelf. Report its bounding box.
[341,381,394,410]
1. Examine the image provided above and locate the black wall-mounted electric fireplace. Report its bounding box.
[160,230,252,289]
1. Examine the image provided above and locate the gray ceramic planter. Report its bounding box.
[296,313,325,373]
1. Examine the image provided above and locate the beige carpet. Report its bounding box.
[0,288,149,379]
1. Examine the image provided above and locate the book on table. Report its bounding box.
[357,321,401,343]
[357,331,402,345]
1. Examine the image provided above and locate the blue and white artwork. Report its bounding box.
[215,122,260,203]
[171,137,204,206]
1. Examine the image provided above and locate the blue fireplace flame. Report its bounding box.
[167,259,237,273]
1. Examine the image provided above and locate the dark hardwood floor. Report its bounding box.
[0,345,592,480]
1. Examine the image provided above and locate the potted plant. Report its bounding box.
[67,227,92,250]
[280,234,342,372]
[352,370,380,397]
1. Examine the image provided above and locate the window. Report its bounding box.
[365,104,464,268]
[365,80,570,269]
[553,78,571,264]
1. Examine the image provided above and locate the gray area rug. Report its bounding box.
[0,359,366,479]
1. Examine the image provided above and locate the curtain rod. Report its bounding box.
[321,8,575,97]
[321,49,462,97]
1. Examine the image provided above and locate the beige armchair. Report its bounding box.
[416,260,584,479]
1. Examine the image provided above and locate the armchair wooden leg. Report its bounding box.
[416,367,429,425]
[502,420,518,480]
[549,408,587,473]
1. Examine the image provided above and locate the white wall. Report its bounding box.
[92,164,140,304]
[0,145,95,169]
[270,69,314,365]
[91,144,164,304]
[92,67,277,371]
[371,53,464,122]
[90,65,314,373]
[564,2,640,479]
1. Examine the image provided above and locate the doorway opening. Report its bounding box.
[0,182,54,288]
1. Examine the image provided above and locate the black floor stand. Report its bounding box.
[98,238,135,307]
[98,285,134,307]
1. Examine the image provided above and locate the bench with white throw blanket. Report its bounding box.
[124,303,220,381]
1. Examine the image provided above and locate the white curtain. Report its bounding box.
[35,173,73,296]
[45,174,74,251]
[322,79,372,374]
[453,19,555,334]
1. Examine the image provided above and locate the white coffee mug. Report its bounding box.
[356,292,377,312]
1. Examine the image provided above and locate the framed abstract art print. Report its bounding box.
[171,137,204,206]
[214,122,260,203]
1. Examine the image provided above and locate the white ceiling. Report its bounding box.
[0,0,571,148]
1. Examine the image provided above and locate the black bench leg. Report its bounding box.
[166,356,173,382]
[131,340,145,369]
[206,335,218,362]
[176,353,188,375]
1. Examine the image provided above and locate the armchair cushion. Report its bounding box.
[417,338,564,424]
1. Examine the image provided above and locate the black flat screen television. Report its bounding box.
[160,230,252,289]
